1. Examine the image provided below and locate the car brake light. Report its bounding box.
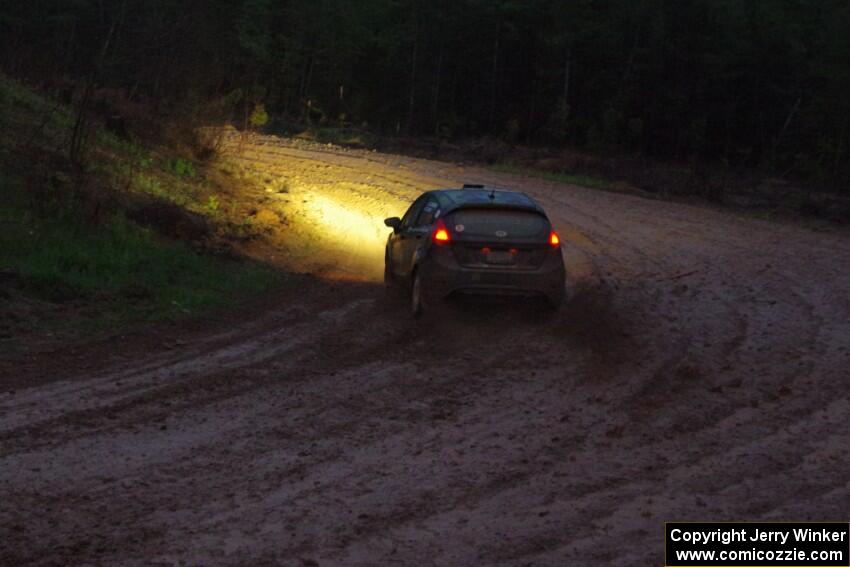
[549,231,561,246]
[432,219,450,244]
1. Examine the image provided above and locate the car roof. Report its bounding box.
[426,188,546,215]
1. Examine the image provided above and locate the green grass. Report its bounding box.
[0,77,48,113]
[0,76,74,146]
[490,163,612,190]
[97,131,151,164]
[163,157,197,178]
[0,71,281,326]
[0,173,277,318]
[95,128,197,206]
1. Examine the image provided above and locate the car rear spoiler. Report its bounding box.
[449,202,548,216]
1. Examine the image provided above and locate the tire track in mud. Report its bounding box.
[2,135,849,565]
[3,311,589,564]
[0,284,374,447]
[404,158,850,563]
[4,272,604,564]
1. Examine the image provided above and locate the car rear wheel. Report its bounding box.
[411,270,424,318]
[384,251,404,302]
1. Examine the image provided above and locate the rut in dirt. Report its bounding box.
[2,137,849,566]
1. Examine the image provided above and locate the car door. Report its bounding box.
[400,196,440,273]
[390,195,427,277]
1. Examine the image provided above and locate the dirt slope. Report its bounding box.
[2,135,849,566]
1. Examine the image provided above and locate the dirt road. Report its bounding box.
[2,135,849,565]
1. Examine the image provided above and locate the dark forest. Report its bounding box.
[3,0,850,186]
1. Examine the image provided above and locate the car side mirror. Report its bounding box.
[384,217,401,232]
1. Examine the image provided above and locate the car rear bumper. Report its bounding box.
[420,247,566,303]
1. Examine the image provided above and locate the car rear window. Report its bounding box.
[450,209,548,238]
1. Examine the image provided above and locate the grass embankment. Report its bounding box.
[0,173,274,314]
[0,75,279,338]
[489,163,614,191]
[292,126,377,149]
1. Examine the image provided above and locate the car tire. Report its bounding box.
[383,251,405,303]
[410,270,425,318]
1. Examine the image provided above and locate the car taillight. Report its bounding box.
[549,231,561,247]
[432,219,451,244]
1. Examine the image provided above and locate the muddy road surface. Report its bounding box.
[2,135,850,565]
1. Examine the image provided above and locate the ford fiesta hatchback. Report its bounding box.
[383,185,566,316]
